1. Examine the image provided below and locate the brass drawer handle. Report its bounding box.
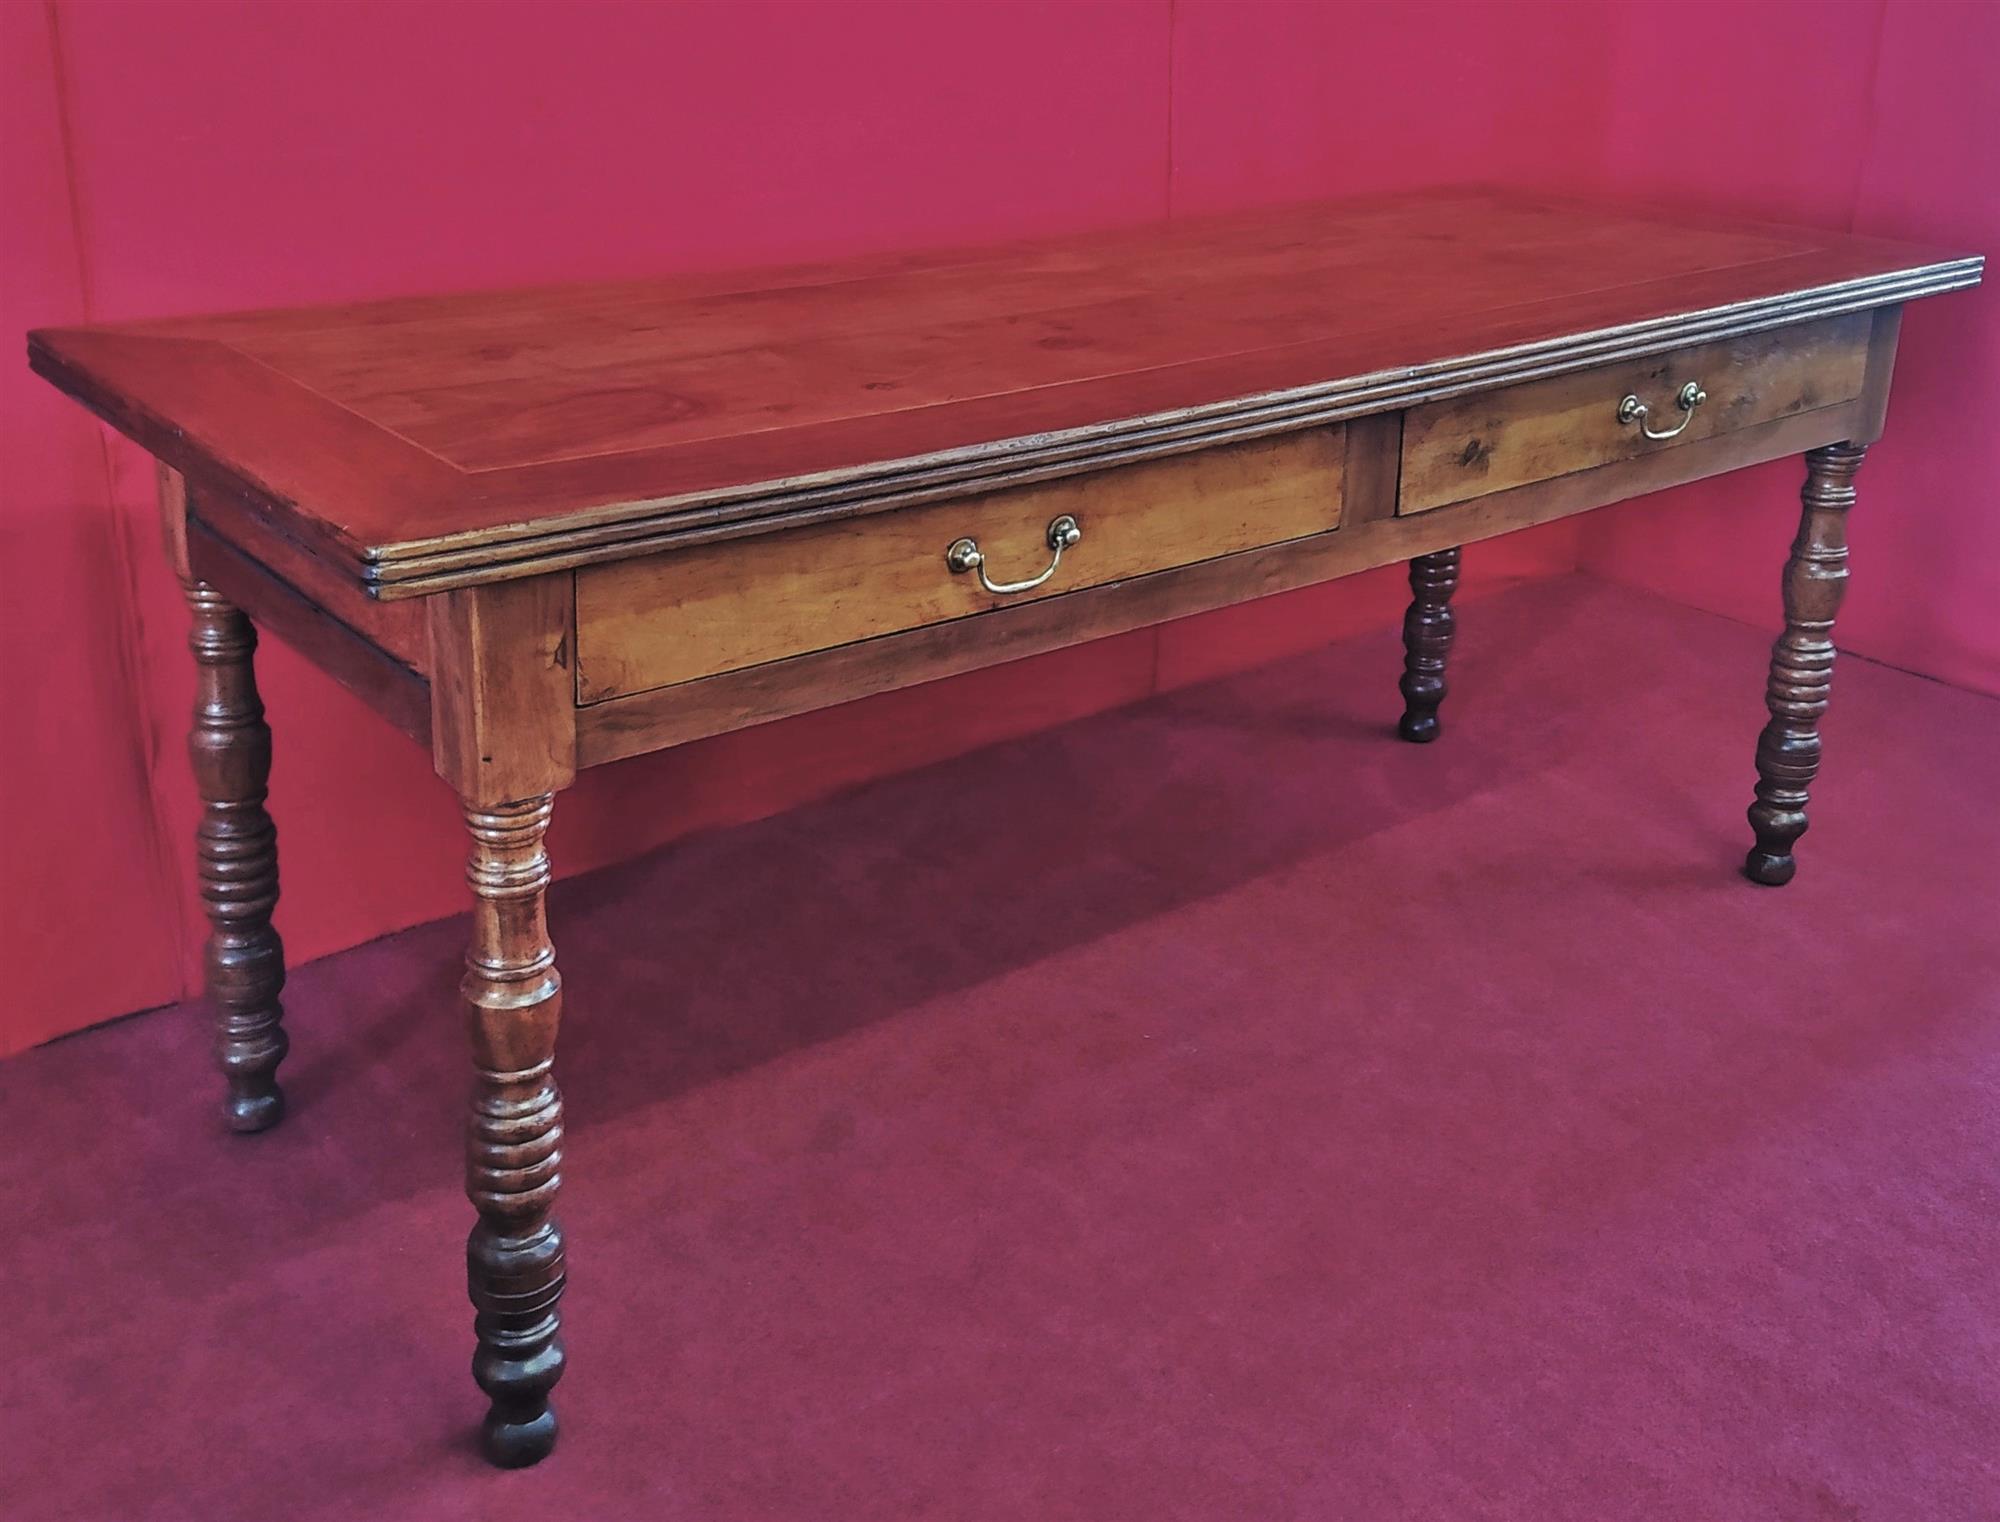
[945,514,1081,595]
[1617,379,1708,441]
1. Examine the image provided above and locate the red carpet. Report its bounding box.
[8,575,1998,1521]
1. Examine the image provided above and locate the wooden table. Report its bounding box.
[28,189,1980,1467]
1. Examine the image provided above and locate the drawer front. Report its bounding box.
[576,425,1346,702]
[1398,313,1871,514]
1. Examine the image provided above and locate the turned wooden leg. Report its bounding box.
[1398,545,1461,742]
[1746,442,1866,886]
[461,795,566,1467]
[185,582,288,1133]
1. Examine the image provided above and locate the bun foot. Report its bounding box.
[223,1085,286,1133]
[1398,713,1442,744]
[481,1406,558,1468]
[1743,848,1797,887]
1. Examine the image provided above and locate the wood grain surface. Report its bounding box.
[575,427,1344,700]
[1399,312,1871,512]
[27,190,1978,595]
[575,398,1870,763]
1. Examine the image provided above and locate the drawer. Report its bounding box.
[1397,312,1871,514]
[575,425,1347,702]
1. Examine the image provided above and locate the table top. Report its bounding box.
[28,187,1978,597]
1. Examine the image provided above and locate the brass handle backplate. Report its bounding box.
[946,515,1082,595]
[1617,379,1708,441]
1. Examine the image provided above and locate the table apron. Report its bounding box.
[574,394,1867,766]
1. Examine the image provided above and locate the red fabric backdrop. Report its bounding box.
[4,0,1993,1054]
